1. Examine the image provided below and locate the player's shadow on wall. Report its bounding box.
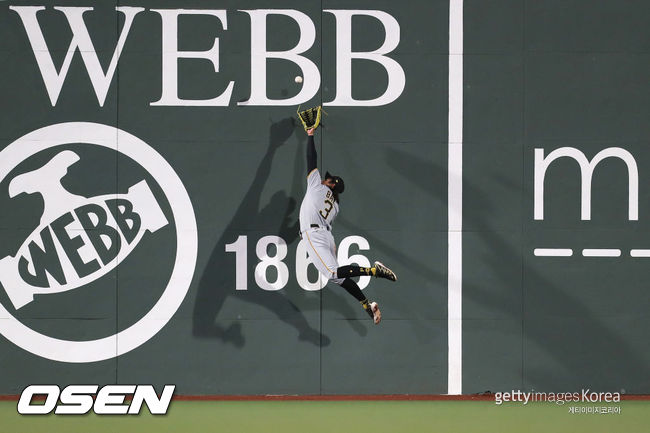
[192,119,366,348]
[192,118,322,346]
[384,146,650,391]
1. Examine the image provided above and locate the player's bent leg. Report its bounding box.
[337,278,365,301]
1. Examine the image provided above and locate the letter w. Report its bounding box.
[9,6,143,106]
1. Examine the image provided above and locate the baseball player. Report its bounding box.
[299,127,397,325]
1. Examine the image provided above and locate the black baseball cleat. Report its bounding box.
[374,261,397,281]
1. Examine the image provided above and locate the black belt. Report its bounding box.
[311,224,330,231]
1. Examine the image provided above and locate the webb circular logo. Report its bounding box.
[0,122,197,363]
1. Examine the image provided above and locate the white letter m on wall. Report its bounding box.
[534,147,639,221]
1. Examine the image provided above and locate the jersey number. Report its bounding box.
[319,199,334,219]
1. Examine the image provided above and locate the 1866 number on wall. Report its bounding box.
[225,235,371,291]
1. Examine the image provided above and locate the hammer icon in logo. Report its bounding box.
[0,150,169,309]
[8,150,87,225]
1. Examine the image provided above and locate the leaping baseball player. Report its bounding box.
[298,123,397,325]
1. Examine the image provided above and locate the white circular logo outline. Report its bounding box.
[0,122,198,363]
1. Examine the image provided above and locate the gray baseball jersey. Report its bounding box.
[299,168,339,233]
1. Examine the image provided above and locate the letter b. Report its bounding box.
[324,10,405,106]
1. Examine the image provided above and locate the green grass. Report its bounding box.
[1,400,648,433]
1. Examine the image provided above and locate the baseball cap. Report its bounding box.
[325,171,345,194]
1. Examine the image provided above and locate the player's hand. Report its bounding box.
[307,128,315,136]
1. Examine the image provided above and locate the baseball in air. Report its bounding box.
[295,76,303,84]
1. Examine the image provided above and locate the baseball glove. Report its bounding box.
[297,105,325,131]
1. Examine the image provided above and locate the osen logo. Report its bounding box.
[0,122,197,362]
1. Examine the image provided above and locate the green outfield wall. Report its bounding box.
[0,0,647,396]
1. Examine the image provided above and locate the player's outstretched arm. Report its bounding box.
[306,128,317,175]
